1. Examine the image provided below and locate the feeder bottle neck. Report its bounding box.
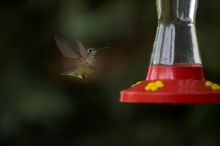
[150,0,202,65]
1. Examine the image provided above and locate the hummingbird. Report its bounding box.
[55,36,98,79]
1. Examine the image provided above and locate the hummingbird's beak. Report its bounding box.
[101,47,110,50]
[94,47,110,54]
[93,49,98,55]
[98,47,110,52]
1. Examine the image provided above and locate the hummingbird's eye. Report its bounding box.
[88,49,92,53]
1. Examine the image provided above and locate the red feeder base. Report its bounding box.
[120,65,220,104]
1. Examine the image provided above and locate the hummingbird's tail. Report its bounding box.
[60,69,84,79]
[60,70,76,76]
[100,47,110,50]
[60,72,69,76]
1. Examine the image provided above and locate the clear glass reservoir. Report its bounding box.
[151,0,201,65]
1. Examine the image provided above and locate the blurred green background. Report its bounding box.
[1,0,220,145]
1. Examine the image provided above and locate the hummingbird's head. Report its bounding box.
[87,48,97,56]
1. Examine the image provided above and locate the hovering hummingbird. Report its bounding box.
[55,36,98,79]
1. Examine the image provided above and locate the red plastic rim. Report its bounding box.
[120,65,220,104]
[120,80,220,104]
[146,64,205,80]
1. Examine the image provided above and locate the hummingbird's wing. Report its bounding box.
[55,36,82,59]
[76,40,87,57]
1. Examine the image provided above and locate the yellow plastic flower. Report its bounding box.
[131,81,143,87]
[205,81,213,87]
[145,80,165,91]
[145,82,154,90]
[205,81,220,91]
[212,83,220,90]
[155,81,165,88]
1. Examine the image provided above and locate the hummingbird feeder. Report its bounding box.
[120,0,220,104]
